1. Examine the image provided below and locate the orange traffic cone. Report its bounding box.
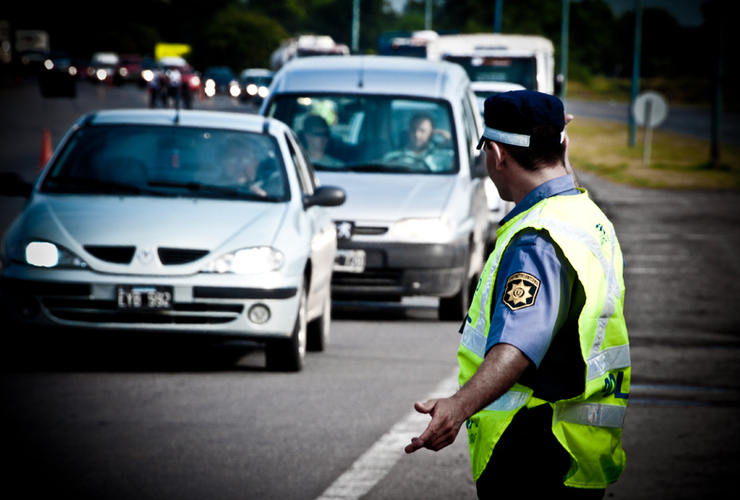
[39,128,52,171]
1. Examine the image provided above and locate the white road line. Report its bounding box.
[315,369,459,500]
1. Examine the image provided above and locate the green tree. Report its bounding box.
[191,5,288,71]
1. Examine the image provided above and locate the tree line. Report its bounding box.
[4,0,731,102]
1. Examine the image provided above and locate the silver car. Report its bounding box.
[0,110,345,371]
[262,56,499,320]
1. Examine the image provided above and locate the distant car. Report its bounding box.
[39,50,76,97]
[263,56,500,320]
[203,66,240,98]
[238,68,274,104]
[88,52,120,83]
[154,56,201,109]
[114,54,142,84]
[0,110,346,371]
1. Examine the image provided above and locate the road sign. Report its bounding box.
[632,90,668,127]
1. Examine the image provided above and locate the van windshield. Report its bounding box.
[268,95,458,174]
[446,56,537,91]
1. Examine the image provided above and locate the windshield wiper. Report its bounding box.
[47,176,151,195]
[148,179,274,201]
[343,163,426,174]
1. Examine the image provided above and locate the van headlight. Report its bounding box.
[391,217,455,243]
[25,241,87,268]
[203,247,284,274]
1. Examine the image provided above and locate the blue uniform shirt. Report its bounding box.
[485,175,580,367]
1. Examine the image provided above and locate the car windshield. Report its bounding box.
[268,94,457,174]
[446,56,537,91]
[41,125,289,202]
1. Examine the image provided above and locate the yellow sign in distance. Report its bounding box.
[154,43,192,61]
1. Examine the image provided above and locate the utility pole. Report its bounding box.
[425,0,432,31]
[560,0,570,103]
[352,0,360,53]
[494,0,503,33]
[629,0,643,147]
[711,5,725,169]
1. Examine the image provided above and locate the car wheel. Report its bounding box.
[266,284,307,372]
[439,253,473,321]
[307,291,331,352]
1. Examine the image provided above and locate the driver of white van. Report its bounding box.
[384,112,452,171]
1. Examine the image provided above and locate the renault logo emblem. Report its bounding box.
[137,247,154,265]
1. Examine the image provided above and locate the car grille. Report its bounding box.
[354,226,388,236]
[332,269,403,287]
[42,297,243,325]
[81,246,209,265]
[158,248,210,265]
[84,245,136,264]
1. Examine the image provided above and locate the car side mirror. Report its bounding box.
[303,186,346,209]
[471,152,488,178]
[0,172,33,198]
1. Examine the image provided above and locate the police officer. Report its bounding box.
[404,90,630,499]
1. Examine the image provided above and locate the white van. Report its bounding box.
[261,55,501,320]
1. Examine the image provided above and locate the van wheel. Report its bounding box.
[266,285,307,372]
[307,292,331,352]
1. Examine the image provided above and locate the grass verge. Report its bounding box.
[567,116,740,190]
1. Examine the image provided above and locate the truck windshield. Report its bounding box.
[446,56,537,91]
[268,94,458,174]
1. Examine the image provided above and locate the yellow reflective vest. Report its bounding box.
[458,189,630,489]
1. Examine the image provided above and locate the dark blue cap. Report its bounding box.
[477,90,565,149]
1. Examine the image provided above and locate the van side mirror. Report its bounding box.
[0,172,33,198]
[303,186,346,209]
[471,152,488,179]
[554,74,565,96]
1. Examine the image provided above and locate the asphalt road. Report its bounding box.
[1,78,738,499]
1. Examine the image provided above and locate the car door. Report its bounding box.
[284,131,337,317]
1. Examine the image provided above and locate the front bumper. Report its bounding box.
[0,266,302,340]
[331,240,467,298]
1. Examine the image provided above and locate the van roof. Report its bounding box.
[270,55,470,99]
[427,33,554,60]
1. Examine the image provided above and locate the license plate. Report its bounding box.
[333,249,366,273]
[117,286,173,310]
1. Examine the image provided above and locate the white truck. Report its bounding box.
[426,33,560,115]
[269,35,349,72]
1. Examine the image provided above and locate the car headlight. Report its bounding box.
[246,83,258,96]
[142,69,154,82]
[391,217,455,243]
[202,247,284,275]
[258,86,269,98]
[25,241,87,268]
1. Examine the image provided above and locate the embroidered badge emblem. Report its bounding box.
[502,272,540,311]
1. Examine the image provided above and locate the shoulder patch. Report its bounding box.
[502,272,541,311]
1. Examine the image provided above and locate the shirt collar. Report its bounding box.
[500,175,578,225]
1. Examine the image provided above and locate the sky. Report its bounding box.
[386,0,709,27]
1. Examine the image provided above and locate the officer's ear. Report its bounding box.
[486,140,505,170]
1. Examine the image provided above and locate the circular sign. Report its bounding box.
[632,90,669,127]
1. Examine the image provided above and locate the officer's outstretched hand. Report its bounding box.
[404,397,466,454]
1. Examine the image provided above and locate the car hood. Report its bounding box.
[315,172,455,222]
[12,195,287,269]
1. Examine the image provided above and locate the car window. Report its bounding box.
[41,125,289,202]
[284,132,315,195]
[268,94,458,175]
